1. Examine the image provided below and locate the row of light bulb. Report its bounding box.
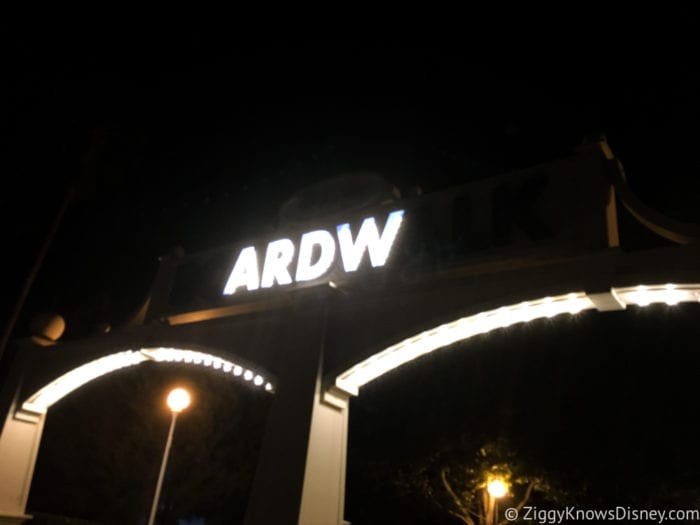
[614,283,698,307]
[19,283,700,413]
[335,283,700,396]
[22,347,274,415]
[140,348,273,391]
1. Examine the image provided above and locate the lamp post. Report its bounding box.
[147,388,191,525]
[486,478,508,525]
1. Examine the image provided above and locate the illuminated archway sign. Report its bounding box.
[223,209,405,295]
[0,346,277,524]
[7,142,700,525]
[20,347,275,415]
[333,283,700,396]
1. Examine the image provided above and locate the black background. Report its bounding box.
[5,21,700,524]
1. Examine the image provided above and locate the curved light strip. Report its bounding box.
[22,347,275,415]
[335,283,700,396]
[22,350,148,414]
[613,283,700,307]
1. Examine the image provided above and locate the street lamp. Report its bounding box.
[487,479,508,498]
[485,477,508,525]
[147,388,191,525]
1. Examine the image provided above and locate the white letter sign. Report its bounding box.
[223,246,260,295]
[336,210,404,272]
[295,230,337,282]
[260,238,295,288]
[223,209,405,295]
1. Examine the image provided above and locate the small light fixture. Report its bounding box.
[487,478,508,498]
[167,388,190,413]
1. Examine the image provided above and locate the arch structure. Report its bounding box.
[332,283,700,396]
[0,345,274,524]
[21,346,274,416]
[3,141,700,525]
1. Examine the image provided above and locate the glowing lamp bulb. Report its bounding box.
[167,388,191,412]
[487,479,508,498]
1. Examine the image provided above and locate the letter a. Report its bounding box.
[223,246,260,294]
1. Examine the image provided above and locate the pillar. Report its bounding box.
[298,386,351,525]
[243,305,352,525]
[0,395,44,524]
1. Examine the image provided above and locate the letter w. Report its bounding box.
[336,210,404,272]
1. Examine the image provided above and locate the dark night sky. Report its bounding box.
[4,31,700,332]
[5,25,700,523]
